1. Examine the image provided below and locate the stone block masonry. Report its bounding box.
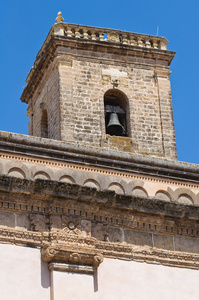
[27,63,61,140]
[22,20,177,160]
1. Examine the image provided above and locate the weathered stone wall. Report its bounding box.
[25,39,177,160]
[50,45,176,159]
[21,19,178,160]
[30,64,61,140]
[59,57,103,145]
[157,75,176,158]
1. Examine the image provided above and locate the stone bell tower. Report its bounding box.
[1,11,199,300]
[21,12,177,159]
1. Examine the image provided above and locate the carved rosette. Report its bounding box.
[62,216,81,235]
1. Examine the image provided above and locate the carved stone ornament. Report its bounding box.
[62,216,81,235]
[42,243,104,267]
[39,101,47,112]
[30,214,48,232]
[0,176,199,270]
[55,11,64,23]
[107,33,120,43]
[111,77,120,87]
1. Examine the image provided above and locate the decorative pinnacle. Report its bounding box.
[56,11,64,23]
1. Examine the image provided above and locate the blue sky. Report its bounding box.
[0,0,199,164]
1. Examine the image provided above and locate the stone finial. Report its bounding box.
[56,11,64,23]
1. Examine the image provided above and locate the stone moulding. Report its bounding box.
[49,262,95,274]
[132,247,199,270]
[0,176,199,269]
[0,226,198,270]
[42,244,103,267]
[0,176,199,239]
[0,131,198,183]
[0,226,46,247]
[1,151,199,189]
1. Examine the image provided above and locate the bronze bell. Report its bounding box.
[107,113,124,136]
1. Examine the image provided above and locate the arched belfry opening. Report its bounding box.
[104,89,130,137]
[41,109,48,138]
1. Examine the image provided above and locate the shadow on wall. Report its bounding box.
[41,256,51,289]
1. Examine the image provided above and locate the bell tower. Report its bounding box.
[21,12,177,160]
[1,12,199,300]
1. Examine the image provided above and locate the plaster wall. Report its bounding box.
[53,258,199,300]
[0,243,199,300]
[52,271,94,300]
[97,258,199,300]
[0,243,50,300]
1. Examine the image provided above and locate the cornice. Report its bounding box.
[0,176,199,238]
[0,175,199,270]
[1,151,199,190]
[0,131,198,183]
[0,226,198,270]
[132,247,199,269]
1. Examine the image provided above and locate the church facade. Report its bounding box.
[0,12,199,299]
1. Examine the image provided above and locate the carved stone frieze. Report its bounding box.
[0,225,198,269]
[0,176,199,240]
[0,176,198,269]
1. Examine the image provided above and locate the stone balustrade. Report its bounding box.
[25,21,169,85]
[54,23,168,50]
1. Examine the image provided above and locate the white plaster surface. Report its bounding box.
[52,270,94,300]
[53,258,199,300]
[97,258,199,300]
[0,243,50,300]
[1,243,199,300]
